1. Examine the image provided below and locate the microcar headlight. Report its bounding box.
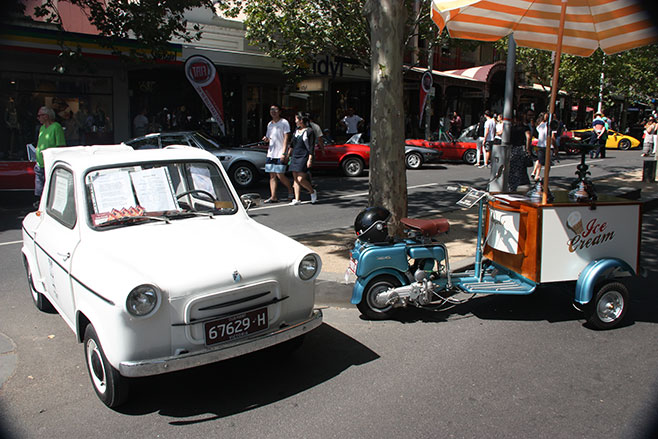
[126,284,160,317]
[298,254,320,281]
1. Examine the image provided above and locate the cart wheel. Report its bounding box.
[584,281,629,330]
[357,275,401,320]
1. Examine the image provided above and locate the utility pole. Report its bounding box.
[425,41,434,140]
[489,34,516,192]
[597,54,606,114]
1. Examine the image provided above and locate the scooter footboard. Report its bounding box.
[455,263,537,295]
[351,269,409,305]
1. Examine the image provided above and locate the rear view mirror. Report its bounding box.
[240,193,261,210]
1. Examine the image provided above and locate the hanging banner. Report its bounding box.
[185,55,225,135]
[419,70,433,127]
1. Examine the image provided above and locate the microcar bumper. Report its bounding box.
[119,309,322,377]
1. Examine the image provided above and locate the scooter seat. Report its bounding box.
[401,217,450,237]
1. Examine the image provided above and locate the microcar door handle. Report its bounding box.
[57,252,71,261]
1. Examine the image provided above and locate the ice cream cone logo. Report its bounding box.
[567,211,584,235]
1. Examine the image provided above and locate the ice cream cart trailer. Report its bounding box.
[483,191,641,329]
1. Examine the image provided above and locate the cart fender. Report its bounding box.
[351,269,408,305]
[574,258,635,305]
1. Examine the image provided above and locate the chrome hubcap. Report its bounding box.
[234,168,253,185]
[86,339,107,394]
[597,290,624,323]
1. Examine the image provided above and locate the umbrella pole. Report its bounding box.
[543,0,568,204]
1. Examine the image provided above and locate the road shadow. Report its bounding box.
[116,323,378,420]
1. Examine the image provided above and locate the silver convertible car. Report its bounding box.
[123,131,267,189]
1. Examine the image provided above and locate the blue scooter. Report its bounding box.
[348,183,636,330]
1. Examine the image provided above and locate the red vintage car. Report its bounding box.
[0,160,35,192]
[314,133,442,176]
[406,127,479,165]
[313,134,371,177]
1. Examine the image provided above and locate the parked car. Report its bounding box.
[316,133,441,176]
[0,159,34,192]
[565,128,642,150]
[21,144,323,408]
[402,143,443,169]
[313,133,371,177]
[406,128,478,165]
[123,131,267,189]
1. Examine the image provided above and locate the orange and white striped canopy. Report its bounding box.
[432,0,658,56]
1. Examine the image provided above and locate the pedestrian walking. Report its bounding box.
[481,110,496,168]
[340,107,364,135]
[474,114,486,166]
[287,112,317,205]
[531,112,550,181]
[588,118,608,159]
[34,106,66,207]
[642,116,656,156]
[508,113,532,191]
[133,108,149,137]
[262,104,294,203]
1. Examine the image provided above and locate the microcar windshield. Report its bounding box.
[85,160,237,228]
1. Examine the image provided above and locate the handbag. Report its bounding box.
[523,151,534,167]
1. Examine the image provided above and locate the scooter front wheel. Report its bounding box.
[357,275,401,320]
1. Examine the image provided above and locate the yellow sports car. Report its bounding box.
[567,129,641,150]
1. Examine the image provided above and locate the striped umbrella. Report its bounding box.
[432,0,658,56]
[432,0,658,202]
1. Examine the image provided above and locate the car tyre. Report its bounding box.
[341,156,365,177]
[84,324,130,408]
[618,138,631,150]
[463,149,477,165]
[22,255,54,312]
[357,275,401,320]
[584,281,629,330]
[229,162,258,189]
[405,152,423,169]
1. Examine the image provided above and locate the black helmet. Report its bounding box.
[354,206,391,243]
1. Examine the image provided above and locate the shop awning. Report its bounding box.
[408,66,484,82]
[437,62,505,83]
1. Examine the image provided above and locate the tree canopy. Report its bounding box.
[495,37,658,109]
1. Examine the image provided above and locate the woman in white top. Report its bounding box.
[531,112,549,181]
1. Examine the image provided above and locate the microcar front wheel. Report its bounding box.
[84,324,129,408]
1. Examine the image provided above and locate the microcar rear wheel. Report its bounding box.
[84,324,129,408]
[357,275,401,320]
[22,255,53,312]
[584,281,629,330]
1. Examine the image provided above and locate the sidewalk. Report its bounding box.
[297,168,658,307]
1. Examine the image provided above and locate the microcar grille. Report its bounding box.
[182,280,281,342]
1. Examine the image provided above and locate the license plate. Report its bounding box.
[349,257,358,274]
[204,307,268,346]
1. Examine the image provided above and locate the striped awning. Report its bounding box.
[431,0,658,57]
[439,61,505,82]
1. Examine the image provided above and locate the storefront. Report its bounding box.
[0,24,136,159]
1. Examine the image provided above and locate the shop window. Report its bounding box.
[0,72,113,160]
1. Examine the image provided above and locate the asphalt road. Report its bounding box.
[1,150,657,438]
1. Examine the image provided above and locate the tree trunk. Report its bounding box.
[364,0,407,235]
